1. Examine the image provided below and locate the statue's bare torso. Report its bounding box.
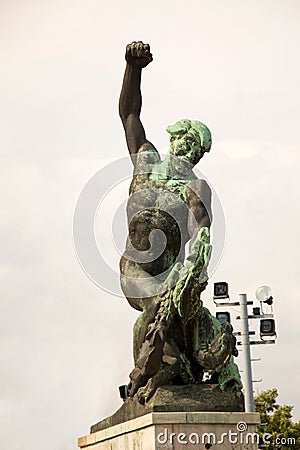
[118,42,212,311]
[126,148,200,278]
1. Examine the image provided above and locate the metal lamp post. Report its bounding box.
[214,283,277,414]
[239,293,255,412]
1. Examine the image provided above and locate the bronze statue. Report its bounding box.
[119,41,242,404]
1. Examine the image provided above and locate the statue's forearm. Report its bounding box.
[119,64,142,123]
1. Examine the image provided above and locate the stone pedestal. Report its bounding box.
[78,385,258,449]
[90,385,244,433]
[78,411,260,449]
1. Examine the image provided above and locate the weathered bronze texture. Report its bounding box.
[119,41,242,405]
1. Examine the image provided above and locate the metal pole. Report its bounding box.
[239,293,255,412]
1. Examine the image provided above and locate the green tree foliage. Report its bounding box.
[255,389,300,449]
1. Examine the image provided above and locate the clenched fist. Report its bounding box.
[125,41,153,69]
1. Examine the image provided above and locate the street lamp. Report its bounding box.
[260,318,276,340]
[213,281,229,300]
[213,282,277,413]
[255,285,273,303]
[256,285,273,312]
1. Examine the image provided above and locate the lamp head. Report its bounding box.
[213,281,229,300]
[255,285,273,305]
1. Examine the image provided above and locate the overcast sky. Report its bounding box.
[1,1,300,449]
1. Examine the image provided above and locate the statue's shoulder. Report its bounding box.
[134,143,161,166]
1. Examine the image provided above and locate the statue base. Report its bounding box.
[90,384,244,433]
[78,411,260,449]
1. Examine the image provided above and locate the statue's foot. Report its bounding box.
[136,378,156,405]
[128,367,147,398]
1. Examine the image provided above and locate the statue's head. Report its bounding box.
[166,119,212,166]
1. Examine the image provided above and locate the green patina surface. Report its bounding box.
[119,41,243,405]
[129,227,243,401]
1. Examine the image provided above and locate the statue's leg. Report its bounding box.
[132,300,160,364]
[120,255,165,362]
[136,360,181,404]
[128,309,164,398]
[121,255,167,397]
[120,255,163,311]
[135,338,188,404]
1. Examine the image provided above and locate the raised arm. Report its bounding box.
[119,41,156,157]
